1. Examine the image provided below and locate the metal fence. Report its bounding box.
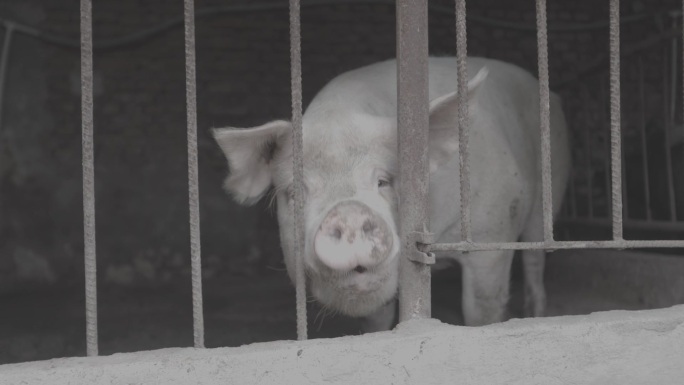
[75,0,684,356]
[558,12,684,233]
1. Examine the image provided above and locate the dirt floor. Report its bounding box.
[0,249,679,365]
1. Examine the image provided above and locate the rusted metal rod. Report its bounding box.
[289,0,308,340]
[80,0,98,357]
[396,0,432,322]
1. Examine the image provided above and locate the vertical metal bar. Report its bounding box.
[609,0,623,240]
[535,0,554,242]
[397,0,431,322]
[289,0,307,340]
[599,79,611,220]
[682,1,684,222]
[183,0,204,348]
[0,23,14,131]
[663,27,678,221]
[670,15,678,133]
[80,0,98,357]
[455,0,471,243]
[638,58,652,220]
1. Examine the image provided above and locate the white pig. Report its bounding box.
[213,57,571,332]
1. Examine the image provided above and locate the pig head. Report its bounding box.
[213,57,570,331]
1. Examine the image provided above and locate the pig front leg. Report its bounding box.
[359,298,397,333]
[522,249,546,318]
[460,250,515,326]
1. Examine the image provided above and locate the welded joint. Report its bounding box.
[407,231,436,265]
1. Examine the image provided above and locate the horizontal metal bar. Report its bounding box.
[428,239,684,252]
[557,217,684,232]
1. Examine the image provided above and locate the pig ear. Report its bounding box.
[427,67,488,174]
[212,120,292,205]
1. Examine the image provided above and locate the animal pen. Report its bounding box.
[1,0,683,383]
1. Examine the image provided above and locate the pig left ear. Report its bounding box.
[212,120,292,205]
[427,67,488,174]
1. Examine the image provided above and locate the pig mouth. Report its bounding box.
[308,254,399,317]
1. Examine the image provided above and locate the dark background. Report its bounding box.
[0,0,683,365]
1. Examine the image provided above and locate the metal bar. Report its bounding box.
[183,0,204,349]
[428,239,684,252]
[455,0,472,243]
[603,75,621,220]
[396,0,431,322]
[599,78,611,219]
[80,0,98,357]
[558,217,684,232]
[663,30,678,221]
[638,58,652,220]
[536,0,554,242]
[670,15,678,134]
[609,0,624,240]
[289,0,307,340]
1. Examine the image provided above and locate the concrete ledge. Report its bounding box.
[2,305,684,385]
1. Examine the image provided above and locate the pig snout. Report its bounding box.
[314,201,393,273]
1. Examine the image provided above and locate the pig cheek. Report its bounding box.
[378,189,401,255]
[276,196,298,284]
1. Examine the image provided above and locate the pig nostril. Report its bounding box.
[362,220,376,234]
[331,227,342,240]
[353,265,367,273]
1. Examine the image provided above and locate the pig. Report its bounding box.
[213,56,571,332]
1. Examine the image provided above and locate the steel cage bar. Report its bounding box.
[396,0,432,322]
[289,0,308,340]
[80,0,98,357]
[536,0,555,242]
[183,0,205,349]
[609,0,624,239]
[428,239,684,252]
[455,0,472,243]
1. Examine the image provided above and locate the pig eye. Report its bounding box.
[377,177,392,188]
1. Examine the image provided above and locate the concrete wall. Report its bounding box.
[0,0,682,292]
[1,305,683,384]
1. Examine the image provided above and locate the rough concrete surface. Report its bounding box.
[1,305,683,385]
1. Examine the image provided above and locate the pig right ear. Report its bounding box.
[212,120,292,205]
[427,67,488,174]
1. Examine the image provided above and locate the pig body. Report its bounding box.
[214,57,571,331]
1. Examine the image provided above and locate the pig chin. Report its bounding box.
[310,257,399,317]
